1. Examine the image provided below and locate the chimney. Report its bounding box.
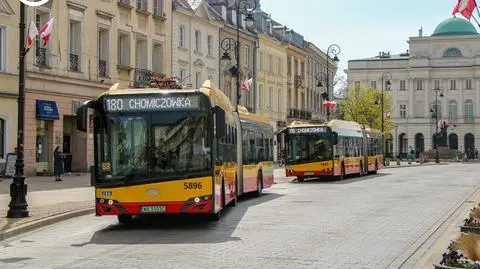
[419,27,423,37]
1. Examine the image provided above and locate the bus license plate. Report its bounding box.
[140,206,166,213]
[304,172,314,176]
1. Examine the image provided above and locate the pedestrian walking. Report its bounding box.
[53,146,64,182]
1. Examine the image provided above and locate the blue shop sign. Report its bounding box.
[36,100,60,120]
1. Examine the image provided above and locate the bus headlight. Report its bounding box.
[194,197,200,203]
[108,200,113,205]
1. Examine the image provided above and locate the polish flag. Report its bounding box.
[39,18,55,46]
[452,0,477,20]
[322,101,337,108]
[241,78,253,92]
[26,21,39,49]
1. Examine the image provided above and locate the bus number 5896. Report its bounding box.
[184,182,202,189]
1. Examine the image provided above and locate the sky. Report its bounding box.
[259,0,476,86]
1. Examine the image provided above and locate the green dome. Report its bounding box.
[431,17,479,36]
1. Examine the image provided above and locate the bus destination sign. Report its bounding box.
[289,127,327,134]
[104,94,200,112]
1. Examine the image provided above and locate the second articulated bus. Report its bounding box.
[76,80,273,223]
[279,119,383,181]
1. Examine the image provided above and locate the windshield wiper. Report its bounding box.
[123,146,147,185]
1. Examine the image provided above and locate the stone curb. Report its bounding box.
[383,163,450,169]
[0,207,94,242]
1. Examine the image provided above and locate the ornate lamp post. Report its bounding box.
[381,72,391,165]
[8,2,29,218]
[325,44,340,120]
[430,87,445,163]
[221,0,256,112]
[314,72,328,119]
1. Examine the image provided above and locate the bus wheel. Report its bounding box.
[297,176,304,182]
[118,214,133,225]
[255,171,263,197]
[211,179,225,221]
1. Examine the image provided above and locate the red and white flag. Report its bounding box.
[241,78,253,92]
[39,18,55,46]
[452,0,477,20]
[26,21,39,49]
[322,101,337,108]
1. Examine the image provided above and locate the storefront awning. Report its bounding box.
[36,100,60,120]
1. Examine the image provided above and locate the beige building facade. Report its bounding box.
[0,0,172,175]
[171,0,223,90]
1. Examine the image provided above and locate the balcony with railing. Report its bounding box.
[99,60,107,77]
[134,68,154,88]
[287,108,312,121]
[69,54,79,72]
[35,48,48,67]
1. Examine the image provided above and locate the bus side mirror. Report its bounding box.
[76,101,94,132]
[76,105,89,132]
[332,132,338,145]
[214,106,226,138]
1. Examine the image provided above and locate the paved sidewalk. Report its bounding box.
[384,160,450,169]
[0,174,94,241]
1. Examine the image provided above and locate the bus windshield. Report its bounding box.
[285,132,332,165]
[95,110,213,183]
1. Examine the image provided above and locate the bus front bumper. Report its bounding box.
[95,195,213,215]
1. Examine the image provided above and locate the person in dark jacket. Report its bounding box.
[53,146,64,182]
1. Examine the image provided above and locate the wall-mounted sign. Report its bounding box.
[103,94,200,112]
[289,127,327,134]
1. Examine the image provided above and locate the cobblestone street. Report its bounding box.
[1,163,479,269]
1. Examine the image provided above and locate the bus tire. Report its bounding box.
[255,170,263,197]
[118,214,133,225]
[211,179,225,221]
[340,163,345,180]
[297,176,305,182]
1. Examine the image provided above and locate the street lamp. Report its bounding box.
[221,0,257,111]
[314,72,329,119]
[8,2,28,218]
[429,87,445,163]
[325,44,340,120]
[381,72,392,166]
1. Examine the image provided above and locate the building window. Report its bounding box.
[450,80,456,90]
[153,43,163,73]
[98,28,109,77]
[434,80,440,89]
[0,118,5,158]
[117,32,130,66]
[69,19,82,72]
[259,52,264,70]
[0,27,4,71]
[135,38,147,69]
[179,68,186,82]
[244,45,250,67]
[400,104,407,119]
[443,48,462,57]
[370,81,376,89]
[259,84,264,108]
[179,25,185,48]
[431,102,442,118]
[269,55,273,73]
[35,11,50,67]
[400,80,406,91]
[153,0,163,17]
[416,80,423,90]
[278,89,282,112]
[137,0,147,11]
[465,100,474,120]
[277,57,281,75]
[196,72,201,88]
[195,30,201,52]
[354,81,360,90]
[448,100,457,120]
[269,87,273,109]
[466,79,472,89]
[207,35,213,56]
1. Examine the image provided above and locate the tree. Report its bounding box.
[340,86,395,133]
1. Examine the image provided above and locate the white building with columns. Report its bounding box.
[346,17,480,157]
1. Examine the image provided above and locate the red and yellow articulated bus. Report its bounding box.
[75,80,274,223]
[279,120,383,182]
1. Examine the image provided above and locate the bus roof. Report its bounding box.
[96,80,235,117]
[237,105,270,125]
[327,119,363,131]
